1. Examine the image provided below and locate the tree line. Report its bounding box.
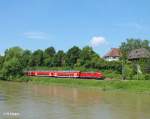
[0,46,121,80]
[0,38,149,80]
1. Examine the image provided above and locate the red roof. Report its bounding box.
[104,48,122,57]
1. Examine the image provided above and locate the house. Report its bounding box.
[103,48,122,61]
[128,48,150,73]
[128,48,150,60]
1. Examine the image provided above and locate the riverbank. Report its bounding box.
[17,77,150,93]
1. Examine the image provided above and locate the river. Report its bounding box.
[0,81,150,119]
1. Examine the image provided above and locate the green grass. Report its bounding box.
[20,77,150,93]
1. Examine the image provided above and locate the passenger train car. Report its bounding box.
[25,70,104,79]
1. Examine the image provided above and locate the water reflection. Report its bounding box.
[32,85,102,105]
[0,95,8,101]
[0,81,150,119]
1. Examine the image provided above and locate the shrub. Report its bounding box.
[144,74,150,80]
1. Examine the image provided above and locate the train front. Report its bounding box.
[96,72,105,79]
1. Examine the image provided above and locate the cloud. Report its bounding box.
[90,36,107,47]
[23,32,47,39]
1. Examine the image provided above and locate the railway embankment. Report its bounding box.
[17,77,150,93]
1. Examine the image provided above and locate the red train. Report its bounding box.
[25,70,104,79]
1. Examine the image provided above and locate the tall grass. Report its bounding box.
[23,77,150,93]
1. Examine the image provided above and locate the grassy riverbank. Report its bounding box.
[19,77,150,93]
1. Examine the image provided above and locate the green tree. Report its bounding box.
[53,50,66,67]
[66,46,81,67]
[43,57,54,67]
[44,47,56,58]
[91,57,105,69]
[78,46,99,67]
[43,47,56,66]
[21,50,32,68]
[1,57,23,80]
[4,47,23,61]
[0,55,4,69]
[1,47,24,79]
[120,39,150,60]
[30,49,43,66]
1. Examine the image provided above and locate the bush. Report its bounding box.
[17,76,31,82]
[144,74,150,80]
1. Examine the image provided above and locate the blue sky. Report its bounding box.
[0,0,150,56]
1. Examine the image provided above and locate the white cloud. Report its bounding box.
[90,36,107,47]
[23,32,47,39]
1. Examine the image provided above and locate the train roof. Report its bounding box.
[24,70,80,72]
[24,70,101,73]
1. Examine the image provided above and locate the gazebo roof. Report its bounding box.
[128,48,150,60]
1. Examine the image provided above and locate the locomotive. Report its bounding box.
[25,70,104,79]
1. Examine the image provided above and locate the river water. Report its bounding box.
[0,81,150,119]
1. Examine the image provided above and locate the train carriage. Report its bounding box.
[25,70,104,79]
[79,72,103,79]
[54,71,80,78]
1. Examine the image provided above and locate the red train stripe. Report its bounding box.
[24,71,104,79]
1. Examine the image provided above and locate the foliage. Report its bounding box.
[30,49,44,66]
[122,64,134,80]
[65,46,81,67]
[21,50,32,67]
[29,77,150,92]
[44,47,56,57]
[43,47,56,66]
[102,70,121,79]
[53,50,66,67]
[144,74,150,80]
[0,47,24,80]
[0,38,149,80]
[77,46,99,66]
[0,55,4,69]
[120,39,150,60]
[4,47,24,61]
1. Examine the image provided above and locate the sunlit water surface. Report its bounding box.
[0,81,150,119]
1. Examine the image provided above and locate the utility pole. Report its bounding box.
[122,60,125,80]
[122,61,124,80]
[137,64,138,80]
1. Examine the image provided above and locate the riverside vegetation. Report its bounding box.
[0,38,150,92]
[18,77,150,93]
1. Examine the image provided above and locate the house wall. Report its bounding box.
[104,56,119,61]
